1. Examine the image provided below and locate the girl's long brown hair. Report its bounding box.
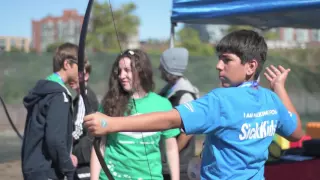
[101,49,155,116]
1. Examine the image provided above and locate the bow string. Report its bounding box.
[79,0,153,179]
[77,0,114,179]
[108,0,153,178]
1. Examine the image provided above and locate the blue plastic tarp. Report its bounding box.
[171,0,320,29]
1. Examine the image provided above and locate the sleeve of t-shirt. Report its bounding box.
[275,97,298,137]
[161,100,181,139]
[162,128,180,139]
[175,91,221,135]
[98,104,103,113]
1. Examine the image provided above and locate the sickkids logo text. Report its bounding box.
[239,120,278,141]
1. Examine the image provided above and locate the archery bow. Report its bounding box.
[0,96,23,140]
[77,0,114,179]
[79,0,153,179]
[107,1,153,178]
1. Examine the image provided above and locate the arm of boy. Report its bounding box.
[84,93,221,137]
[264,65,304,141]
[177,94,195,151]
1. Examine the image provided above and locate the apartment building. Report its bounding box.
[32,10,84,53]
[0,36,31,52]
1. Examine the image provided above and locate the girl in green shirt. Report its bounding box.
[90,49,180,180]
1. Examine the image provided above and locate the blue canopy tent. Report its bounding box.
[169,0,320,47]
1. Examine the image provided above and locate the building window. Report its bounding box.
[41,20,55,50]
[283,28,294,41]
[69,20,75,34]
[311,30,317,41]
[10,39,16,47]
[296,29,309,43]
[0,39,5,46]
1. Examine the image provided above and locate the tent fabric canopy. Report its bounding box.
[171,0,320,29]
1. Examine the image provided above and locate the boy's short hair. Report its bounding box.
[216,30,268,80]
[53,42,81,72]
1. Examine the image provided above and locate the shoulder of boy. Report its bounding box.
[54,92,71,104]
[61,92,69,103]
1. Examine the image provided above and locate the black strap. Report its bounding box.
[168,90,197,107]
[176,90,197,99]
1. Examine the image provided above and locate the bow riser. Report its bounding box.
[78,0,114,179]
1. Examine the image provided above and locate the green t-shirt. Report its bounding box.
[99,92,180,180]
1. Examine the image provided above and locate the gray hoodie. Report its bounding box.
[166,77,200,103]
[159,77,200,174]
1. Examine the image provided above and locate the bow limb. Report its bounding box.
[0,96,23,140]
[107,1,153,178]
[77,0,114,179]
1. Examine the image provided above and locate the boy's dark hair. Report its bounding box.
[216,30,268,80]
[101,49,155,116]
[53,42,80,72]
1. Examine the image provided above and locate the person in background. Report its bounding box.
[90,49,180,180]
[69,61,99,180]
[158,47,200,180]
[21,43,79,180]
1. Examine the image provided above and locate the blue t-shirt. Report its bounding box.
[175,83,297,180]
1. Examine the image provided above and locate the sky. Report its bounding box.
[0,0,182,41]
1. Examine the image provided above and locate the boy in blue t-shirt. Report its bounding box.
[84,30,303,180]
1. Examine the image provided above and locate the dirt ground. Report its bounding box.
[0,141,204,180]
[0,103,25,179]
[0,134,23,180]
[0,131,204,180]
[0,161,23,180]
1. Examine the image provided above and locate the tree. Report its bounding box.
[227,25,279,40]
[227,25,253,33]
[46,42,64,53]
[178,28,202,51]
[177,27,214,56]
[10,46,23,53]
[184,24,211,43]
[87,2,140,52]
[263,30,279,40]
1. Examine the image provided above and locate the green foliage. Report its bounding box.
[227,26,279,40]
[10,47,23,52]
[46,42,64,52]
[227,25,253,33]
[264,30,279,40]
[87,1,140,52]
[177,27,215,56]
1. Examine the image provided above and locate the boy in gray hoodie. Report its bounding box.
[158,47,200,180]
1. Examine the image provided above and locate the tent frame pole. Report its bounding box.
[170,22,177,48]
